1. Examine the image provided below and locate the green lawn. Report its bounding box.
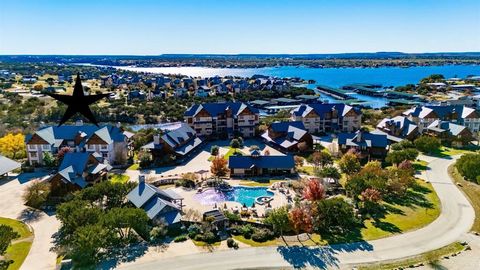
[191,240,222,247]
[108,174,130,184]
[359,242,465,270]
[429,146,477,158]
[298,166,315,175]
[412,160,429,171]
[5,241,33,270]
[239,179,284,187]
[0,217,32,239]
[449,164,480,232]
[0,217,33,270]
[223,147,244,160]
[127,163,139,170]
[360,180,441,241]
[232,235,279,247]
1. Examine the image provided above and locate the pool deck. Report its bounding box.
[172,180,291,219]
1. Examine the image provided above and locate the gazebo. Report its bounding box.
[0,155,21,178]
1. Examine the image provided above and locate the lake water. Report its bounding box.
[116,65,480,109]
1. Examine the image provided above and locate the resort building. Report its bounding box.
[337,130,389,159]
[403,105,480,135]
[425,120,473,147]
[291,103,362,134]
[184,102,259,139]
[25,122,132,166]
[127,177,183,226]
[142,123,203,162]
[261,121,312,153]
[49,152,111,195]
[375,116,419,143]
[229,151,295,177]
[0,155,21,177]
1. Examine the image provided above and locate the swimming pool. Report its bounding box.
[194,186,274,206]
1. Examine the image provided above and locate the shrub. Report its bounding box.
[0,225,19,255]
[241,224,254,239]
[202,231,217,243]
[224,211,241,221]
[173,235,188,242]
[251,228,275,242]
[414,136,441,153]
[230,139,240,148]
[22,180,51,209]
[226,238,238,249]
[211,145,219,156]
[456,153,480,182]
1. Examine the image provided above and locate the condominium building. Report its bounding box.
[290,103,362,133]
[184,102,259,138]
[25,121,132,166]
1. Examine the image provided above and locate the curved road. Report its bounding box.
[118,156,475,270]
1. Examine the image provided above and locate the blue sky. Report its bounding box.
[1,0,479,54]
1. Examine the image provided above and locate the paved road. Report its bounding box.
[0,172,60,270]
[118,156,476,270]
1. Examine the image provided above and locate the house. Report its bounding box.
[195,86,211,97]
[0,155,21,177]
[403,105,480,134]
[261,121,312,153]
[376,116,419,142]
[184,102,259,138]
[291,103,362,134]
[49,152,110,195]
[127,177,183,226]
[174,87,188,98]
[337,130,389,159]
[425,120,473,146]
[25,122,131,166]
[128,90,146,101]
[229,151,295,176]
[142,123,203,162]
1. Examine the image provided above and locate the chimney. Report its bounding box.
[153,135,160,145]
[75,120,83,126]
[138,175,145,183]
[356,130,362,142]
[116,122,121,128]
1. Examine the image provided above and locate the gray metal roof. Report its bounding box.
[0,155,21,175]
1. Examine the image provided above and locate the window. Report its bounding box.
[30,152,37,158]
[28,145,36,151]
[100,145,108,150]
[42,145,49,150]
[88,145,95,150]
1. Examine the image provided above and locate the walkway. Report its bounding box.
[118,155,476,269]
[0,172,60,270]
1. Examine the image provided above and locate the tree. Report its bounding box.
[211,156,229,177]
[456,153,480,183]
[56,200,102,238]
[414,136,441,154]
[33,84,44,91]
[359,188,383,217]
[317,166,341,179]
[294,156,305,168]
[345,161,388,199]
[230,139,240,148]
[56,146,71,164]
[386,166,415,196]
[302,179,325,201]
[0,225,19,256]
[338,152,361,175]
[70,224,112,267]
[310,150,333,168]
[22,180,51,209]
[0,133,26,159]
[150,223,168,243]
[289,206,313,239]
[385,148,419,165]
[297,141,309,151]
[264,206,291,241]
[101,207,149,241]
[138,151,151,168]
[43,152,55,167]
[210,145,219,156]
[314,198,357,234]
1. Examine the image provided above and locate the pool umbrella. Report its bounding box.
[251,202,255,208]
[214,203,217,209]
[224,203,227,209]
[243,203,247,208]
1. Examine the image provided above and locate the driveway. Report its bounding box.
[118,155,476,269]
[0,172,60,270]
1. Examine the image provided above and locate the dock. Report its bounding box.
[316,85,352,100]
[342,84,385,97]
